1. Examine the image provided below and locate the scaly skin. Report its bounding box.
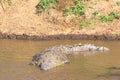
[30,43,109,70]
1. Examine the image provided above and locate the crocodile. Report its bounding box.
[30,43,109,70]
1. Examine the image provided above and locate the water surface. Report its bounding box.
[0,39,120,80]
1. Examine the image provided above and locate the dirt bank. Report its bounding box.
[0,33,120,41]
[0,0,120,40]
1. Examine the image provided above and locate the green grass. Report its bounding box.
[36,0,58,14]
[92,11,98,16]
[7,0,12,5]
[100,10,120,22]
[116,34,120,37]
[63,8,72,16]
[100,15,114,22]
[114,1,120,6]
[63,0,85,16]
[79,20,92,29]
[109,10,120,19]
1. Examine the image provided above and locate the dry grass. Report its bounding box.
[0,0,120,37]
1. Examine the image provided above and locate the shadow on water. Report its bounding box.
[97,67,120,80]
[107,67,120,70]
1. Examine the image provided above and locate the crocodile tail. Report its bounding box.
[83,44,109,51]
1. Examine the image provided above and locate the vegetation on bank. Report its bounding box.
[0,0,120,30]
[35,0,120,29]
[63,0,85,16]
[100,10,120,22]
[79,20,92,29]
[36,0,58,14]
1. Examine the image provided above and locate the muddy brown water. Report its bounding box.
[0,39,120,80]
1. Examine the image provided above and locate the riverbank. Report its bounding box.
[0,33,120,40]
[0,0,120,41]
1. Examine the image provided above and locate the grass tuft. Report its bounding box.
[63,0,85,16]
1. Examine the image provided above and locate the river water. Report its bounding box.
[0,39,120,80]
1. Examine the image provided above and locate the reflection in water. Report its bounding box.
[97,66,120,80]
[0,39,120,80]
[107,67,120,70]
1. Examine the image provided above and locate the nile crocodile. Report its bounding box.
[30,43,109,70]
